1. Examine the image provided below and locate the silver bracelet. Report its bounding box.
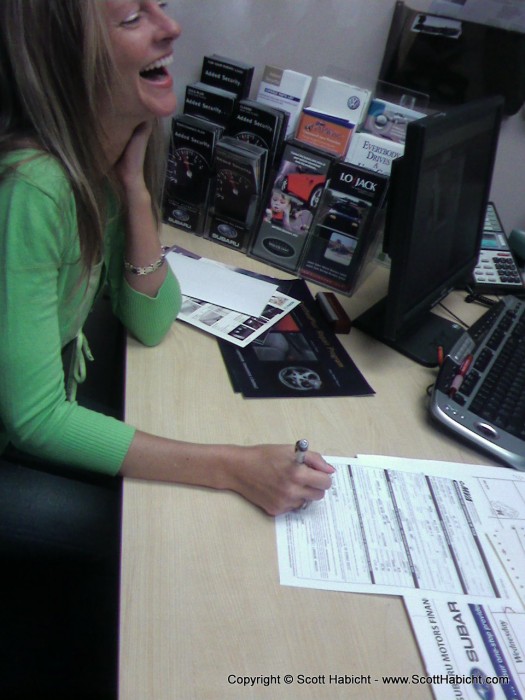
[124,252,166,276]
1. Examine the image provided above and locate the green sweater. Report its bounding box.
[0,151,181,474]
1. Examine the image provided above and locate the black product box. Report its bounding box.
[228,99,289,172]
[201,54,254,100]
[299,162,388,293]
[250,140,336,272]
[183,81,238,127]
[208,137,266,227]
[206,137,268,251]
[162,114,224,234]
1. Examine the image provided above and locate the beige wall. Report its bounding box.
[167,0,525,232]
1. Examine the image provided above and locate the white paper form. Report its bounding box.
[166,250,278,317]
[275,455,524,603]
[488,526,525,609]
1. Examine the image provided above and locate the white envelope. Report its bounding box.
[166,251,278,317]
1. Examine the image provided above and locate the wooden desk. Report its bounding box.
[120,227,492,700]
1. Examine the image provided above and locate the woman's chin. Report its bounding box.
[140,91,178,120]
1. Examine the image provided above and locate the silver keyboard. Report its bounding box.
[430,295,525,470]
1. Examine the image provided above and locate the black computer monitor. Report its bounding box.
[354,96,503,367]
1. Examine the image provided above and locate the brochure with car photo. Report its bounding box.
[299,162,389,294]
[250,140,337,273]
[219,278,374,398]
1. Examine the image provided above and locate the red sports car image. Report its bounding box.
[279,171,326,208]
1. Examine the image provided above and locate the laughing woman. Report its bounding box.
[0,2,334,695]
[0,0,334,515]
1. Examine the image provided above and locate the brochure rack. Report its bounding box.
[162,55,430,296]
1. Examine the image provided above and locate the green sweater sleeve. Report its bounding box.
[106,246,182,348]
[0,153,180,474]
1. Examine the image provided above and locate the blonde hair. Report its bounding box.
[0,0,165,270]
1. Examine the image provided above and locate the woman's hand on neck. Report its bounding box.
[113,121,153,197]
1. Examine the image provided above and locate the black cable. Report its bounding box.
[437,301,469,329]
[464,284,498,308]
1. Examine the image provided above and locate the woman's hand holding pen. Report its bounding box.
[226,443,335,516]
[122,434,334,516]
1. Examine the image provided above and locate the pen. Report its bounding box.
[295,439,309,464]
[294,439,310,511]
[449,354,473,398]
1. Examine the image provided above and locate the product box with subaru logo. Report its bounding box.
[162,114,224,235]
[206,136,267,252]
